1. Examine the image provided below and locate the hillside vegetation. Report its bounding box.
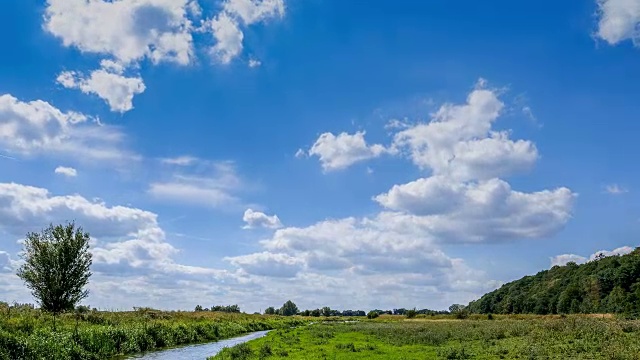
[468,248,640,316]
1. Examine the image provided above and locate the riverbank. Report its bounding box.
[121,330,271,359]
[0,308,306,360]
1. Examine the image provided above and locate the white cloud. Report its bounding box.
[392,87,538,181]
[596,0,640,46]
[207,0,285,64]
[242,209,282,229]
[226,252,303,278]
[248,58,262,68]
[0,251,18,273]
[550,254,587,267]
[308,131,390,171]
[209,13,245,64]
[148,160,244,208]
[0,92,136,162]
[605,183,629,194]
[57,60,146,113]
[54,166,77,177]
[294,148,306,158]
[160,155,199,166]
[44,0,195,65]
[375,178,575,242]
[223,0,285,24]
[550,246,636,267]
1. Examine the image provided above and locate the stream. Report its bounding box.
[122,330,270,359]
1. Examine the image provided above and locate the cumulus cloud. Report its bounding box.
[375,178,575,242]
[596,0,640,46]
[308,131,390,171]
[550,246,636,267]
[226,252,303,278]
[149,159,244,208]
[392,88,538,181]
[243,209,282,229]
[0,92,136,162]
[54,166,77,177]
[44,0,195,65]
[208,0,285,64]
[57,60,146,113]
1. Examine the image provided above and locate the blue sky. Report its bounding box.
[1,0,640,312]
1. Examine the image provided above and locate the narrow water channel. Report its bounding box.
[123,330,270,359]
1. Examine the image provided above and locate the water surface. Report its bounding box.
[124,330,270,359]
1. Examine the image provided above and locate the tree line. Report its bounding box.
[467,248,640,317]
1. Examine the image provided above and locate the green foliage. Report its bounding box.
[405,309,417,319]
[264,307,276,315]
[279,301,299,316]
[449,304,469,319]
[17,223,92,314]
[210,305,240,313]
[0,308,306,359]
[367,311,379,319]
[468,248,640,316]
[210,317,640,359]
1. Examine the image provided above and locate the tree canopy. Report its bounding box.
[17,223,92,314]
[467,248,640,316]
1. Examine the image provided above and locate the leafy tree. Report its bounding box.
[406,308,417,319]
[194,305,204,312]
[17,223,92,314]
[449,304,469,319]
[279,300,299,316]
[264,306,276,315]
[367,311,379,319]
[321,306,331,317]
[311,308,321,317]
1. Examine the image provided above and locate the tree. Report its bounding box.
[17,223,92,314]
[195,305,204,312]
[367,311,379,319]
[321,306,332,317]
[406,308,417,319]
[449,304,468,319]
[279,300,299,316]
[264,306,276,315]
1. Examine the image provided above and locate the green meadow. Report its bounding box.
[213,315,640,360]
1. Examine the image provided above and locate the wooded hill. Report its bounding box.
[467,248,640,316]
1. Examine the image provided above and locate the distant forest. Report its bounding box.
[468,248,640,316]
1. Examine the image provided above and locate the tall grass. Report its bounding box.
[0,307,306,360]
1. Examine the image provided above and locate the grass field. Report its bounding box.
[0,306,306,360]
[213,315,640,359]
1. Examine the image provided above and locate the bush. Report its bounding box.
[367,311,379,319]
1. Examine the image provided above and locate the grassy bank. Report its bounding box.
[0,307,306,360]
[213,315,640,359]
